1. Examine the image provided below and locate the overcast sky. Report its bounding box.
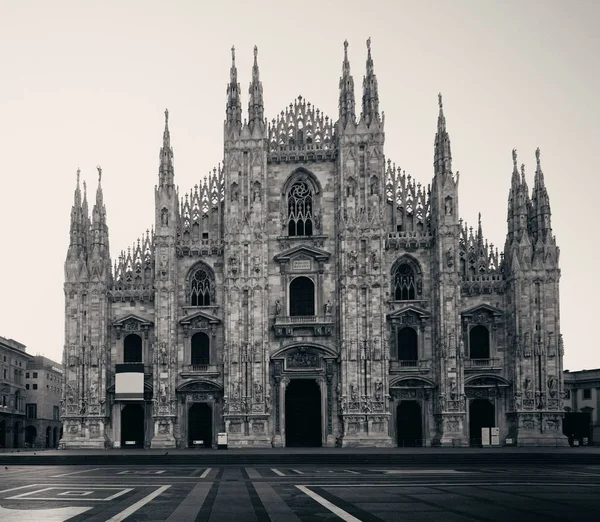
[0,0,598,371]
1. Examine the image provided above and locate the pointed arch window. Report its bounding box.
[393,264,416,300]
[287,181,313,237]
[190,269,212,306]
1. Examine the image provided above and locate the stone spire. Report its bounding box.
[226,46,242,133]
[506,149,532,245]
[434,93,453,177]
[361,37,380,127]
[531,147,553,242]
[68,168,84,252]
[339,40,356,129]
[248,45,264,132]
[158,109,174,187]
[90,166,111,277]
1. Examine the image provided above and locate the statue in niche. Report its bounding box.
[450,379,457,399]
[375,381,383,401]
[159,380,167,402]
[159,343,168,365]
[324,300,332,315]
[161,208,169,226]
[339,396,348,413]
[445,197,453,215]
[232,384,240,400]
[524,376,533,398]
[275,300,282,316]
[89,380,98,401]
[547,376,557,397]
[253,184,261,202]
[446,248,454,267]
[350,382,357,401]
[254,383,263,401]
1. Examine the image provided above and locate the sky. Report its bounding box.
[0,0,598,371]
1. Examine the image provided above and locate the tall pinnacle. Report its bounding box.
[226,45,242,131]
[434,93,452,176]
[248,45,264,130]
[91,165,110,267]
[159,109,174,187]
[339,39,355,128]
[531,147,552,239]
[361,37,380,127]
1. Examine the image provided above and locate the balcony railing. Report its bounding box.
[182,364,220,376]
[464,358,501,369]
[273,315,333,338]
[389,359,431,372]
[274,315,332,325]
[190,364,209,372]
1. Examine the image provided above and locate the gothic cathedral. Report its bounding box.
[61,41,567,449]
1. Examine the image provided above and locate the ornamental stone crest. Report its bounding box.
[286,348,319,369]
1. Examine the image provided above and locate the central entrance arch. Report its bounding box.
[188,403,212,448]
[285,379,322,447]
[469,399,495,446]
[121,404,145,448]
[397,401,423,447]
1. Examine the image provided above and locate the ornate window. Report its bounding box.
[190,268,212,306]
[191,332,210,366]
[124,334,142,363]
[397,327,418,360]
[469,325,490,359]
[287,181,313,237]
[289,276,315,316]
[393,264,416,301]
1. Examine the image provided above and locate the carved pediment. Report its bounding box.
[177,380,223,393]
[465,375,510,387]
[461,304,503,325]
[274,245,331,264]
[180,310,220,337]
[387,305,430,325]
[113,314,154,339]
[390,377,436,388]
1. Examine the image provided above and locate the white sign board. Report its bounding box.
[218,432,228,445]
[490,427,500,446]
[481,427,490,446]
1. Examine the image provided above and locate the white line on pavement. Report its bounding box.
[105,485,171,522]
[271,468,285,476]
[199,468,212,479]
[0,484,38,494]
[344,470,360,475]
[291,469,304,475]
[296,485,361,522]
[52,468,101,478]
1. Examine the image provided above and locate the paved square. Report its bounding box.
[6,486,133,501]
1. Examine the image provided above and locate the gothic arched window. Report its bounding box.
[393,263,416,301]
[469,325,490,359]
[287,181,313,237]
[124,334,142,363]
[397,327,418,361]
[289,276,315,316]
[191,332,210,366]
[190,268,211,306]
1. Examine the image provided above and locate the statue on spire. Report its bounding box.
[512,148,517,168]
[535,147,541,167]
[165,108,169,124]
[76,168,80,184]
[438,93,443,109]
[231,45,235,62]
[254,45,258,61]
[97,165,102,182]
[366,37,371,52]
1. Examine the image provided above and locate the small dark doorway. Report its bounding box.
[285,379,322,447]
[469,398,495,445]
[188,403,212,448]
[13,422,20,448]
[46,426,51,448]
[121,403,145,448]
[53,427,59,448]
[25,425,36,447]
[397,401,422,447]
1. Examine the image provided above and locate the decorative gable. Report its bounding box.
[180,309,220,337]
[387,304,430,327]
[461,304,503,326]
[112,314,153,339]
[274,245,331,274]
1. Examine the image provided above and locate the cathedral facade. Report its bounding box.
[60,41,567,449]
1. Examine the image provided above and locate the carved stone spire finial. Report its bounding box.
[254,45,258,62]
[366,37,371,53]
[512,148,517,168]
[76,168,80,184]
[97,165,102,183]
[231,45,235,62]
[164,108,169,124]
[535,147,541,168]
[438,92,443,109]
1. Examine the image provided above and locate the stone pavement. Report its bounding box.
[1,463,600,521]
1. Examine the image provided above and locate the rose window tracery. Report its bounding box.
[287,181,313,237]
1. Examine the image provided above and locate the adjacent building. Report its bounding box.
[563,369,600,444]
[24,356,63,448]
[61,41,567,449]
[0,336,31,448]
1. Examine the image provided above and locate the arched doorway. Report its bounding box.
[188,403,212,448]
[46,426,52,448]
[121,404,145,448]
[469,399,495,445]
[25,425,37,447]
[53,427,59,448]
[397,401,422,447]
[285,379,321,447]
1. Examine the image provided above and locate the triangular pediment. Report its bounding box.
[461,304,503,318]
[274,245,331,264]
[180,309,221,326]
[112,314,153,328]
[387,305,430,320]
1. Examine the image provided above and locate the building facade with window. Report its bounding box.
[24,356,63,448]
[61,41,567,449]
[563,369,600,445]
[0,336,31,448]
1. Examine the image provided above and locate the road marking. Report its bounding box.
[106,485,171,522]
[7,486,133,501]
[255,483,301,521]
[52,468,101,478]
[301,482,600,487]
[0,484,37,495]
[117,470,166,475]
[166,482,211,521]
[245,467,261,479]
[0,504,92,521]
[271,468,285,476]
[344,470,360,475]
[292,469,304,475]
[199,467,212,479]
[296,485,361,522]
[369,469,465,474]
